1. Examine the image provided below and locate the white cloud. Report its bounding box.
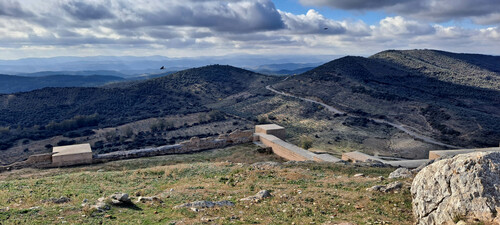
[0,0,499,59]
[300,0,500,25]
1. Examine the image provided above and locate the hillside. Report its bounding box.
[0,65,277,164]
[271,50,500,158]
[0,74,125,94]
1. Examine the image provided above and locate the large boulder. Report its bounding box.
[411,152,500,224]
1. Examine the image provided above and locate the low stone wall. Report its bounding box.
[95,130,253,162]
[25,153,53,165]
[256,133,340,162]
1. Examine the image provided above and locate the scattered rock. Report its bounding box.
[91,201,110,212]
[412,152,500,225]
[109,193,131,205]
[455,221,467,225]
[353,173,364,177]
[240,190,272,201]
[137,196,162,203]
[389,168,412,179]
[174,200,235,209]
[251,161,281,169]
[366,181,402,193]
[43,196,71,204]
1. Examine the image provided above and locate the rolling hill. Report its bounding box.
[0,65,277,160]
[272,49,500,155]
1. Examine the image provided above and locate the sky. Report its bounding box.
[0,0,499,59]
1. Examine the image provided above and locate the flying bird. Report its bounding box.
[324,27,328,30]
[160,66,165,70]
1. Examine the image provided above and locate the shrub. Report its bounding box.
[300,136,313,150]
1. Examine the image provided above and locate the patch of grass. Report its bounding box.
[0,145,413,224]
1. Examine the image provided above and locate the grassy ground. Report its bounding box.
[0,144,413,224]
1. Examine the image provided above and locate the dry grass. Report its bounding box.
[0,144,413,224]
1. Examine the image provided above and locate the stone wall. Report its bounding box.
[256,133,340,162]
[94,130,253,162]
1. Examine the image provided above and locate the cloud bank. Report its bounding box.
[0,0,499,59]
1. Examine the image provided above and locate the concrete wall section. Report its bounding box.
[428,147,500,160]
[52,152,93,167]
[258,133,316,161]
[257,133,340,162]
[255,124,286,140]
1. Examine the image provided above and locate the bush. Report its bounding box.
[300,136,313,150]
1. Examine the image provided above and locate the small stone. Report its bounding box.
[240,190,272,201]
[353,173,364,177]
[137,196,162,203]
[388,168,412,179]
[92,202,110,212]
[109,193,131,204]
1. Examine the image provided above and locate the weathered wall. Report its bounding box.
[95,130,253,162]
[428,147,500,160]
[25,153,53,165]
[52,152,93,167]
[255,124,286,140]
[257,133,340,162]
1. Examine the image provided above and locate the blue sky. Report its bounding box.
[274,0,388,25]
[0,0,499,59]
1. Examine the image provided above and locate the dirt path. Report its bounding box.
[266,85,460,149]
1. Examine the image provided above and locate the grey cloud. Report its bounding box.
[61,0,115,20]
[110,0,285,33]
[0,0,33,17]
[299,0,404,10]
[300,0,500,25]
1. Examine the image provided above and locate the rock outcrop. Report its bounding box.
[367,181,402,193]
[411,152,500,225]
[389,168,412,179]
[240,190,272,201]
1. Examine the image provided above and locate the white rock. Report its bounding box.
[389,168,412,179]
[411,152,500,225]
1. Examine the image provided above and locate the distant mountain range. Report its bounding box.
[0,54,336,75]
[0,74,125,94]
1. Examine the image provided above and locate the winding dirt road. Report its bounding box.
[266,85,460,149]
